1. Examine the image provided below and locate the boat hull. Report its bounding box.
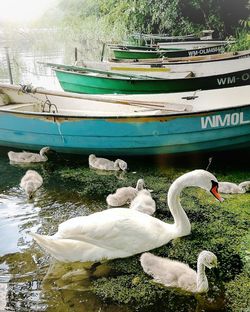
[158,40,232,50]
[0,105,250,156]
[55,68,250,95]
[112,45,226,60]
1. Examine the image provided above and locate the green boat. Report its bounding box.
[108,44,184,51]
[51,63,250,95]
[112,44,226,59]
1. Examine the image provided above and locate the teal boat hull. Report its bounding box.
[0,105,250,156]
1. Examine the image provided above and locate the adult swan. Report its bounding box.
[31,170,223,262]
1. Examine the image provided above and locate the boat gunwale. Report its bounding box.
[111,43,227,54]
[109,50,250,65]
[54,67,250,82]
[0,102,249,120]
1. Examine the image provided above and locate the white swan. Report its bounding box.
[8,147,50,164]
[20,170,43,199]
[88,154,127,171]
[140,250,217,293]
[218,181,250,194]
[129,189,156,215]
[106,179,144,207]
[30,170,223,263]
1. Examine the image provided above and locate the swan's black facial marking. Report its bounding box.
[210,180,224,202]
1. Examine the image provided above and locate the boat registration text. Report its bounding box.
[201,112,250,129]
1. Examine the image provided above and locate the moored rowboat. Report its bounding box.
[77,56,250,77]
[51,64,250,94]
[112,45,227,60]
[0,83,249,155]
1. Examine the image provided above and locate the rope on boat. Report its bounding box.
[20,83,38,94]
[19,84,58,114]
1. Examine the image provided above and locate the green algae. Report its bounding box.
[56,155,250,312]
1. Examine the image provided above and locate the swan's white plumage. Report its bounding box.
[129,189,156,215]
[20,170,43,198]
[8,147,50,163]
[31,169,221,263]
[106,179,145,207]
[88,154,127,171]
[140,250,217,293]
[218,181,250,194]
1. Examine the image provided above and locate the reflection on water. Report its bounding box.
[0,190,40,256]
[0,46,63,90]
[0,148,130,311]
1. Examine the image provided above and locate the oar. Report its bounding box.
[21,85,193,112]
[38,62,166,80]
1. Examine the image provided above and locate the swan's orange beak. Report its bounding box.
[210,182,224,202]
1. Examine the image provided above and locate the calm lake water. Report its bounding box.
[0,147,135,311]
[0,46,249,311]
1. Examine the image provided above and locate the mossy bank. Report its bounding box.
[54,151,250,312]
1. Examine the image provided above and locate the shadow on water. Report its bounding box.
[0,145,249,311]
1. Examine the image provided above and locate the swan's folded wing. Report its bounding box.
[55,209,161,253]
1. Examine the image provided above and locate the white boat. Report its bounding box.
[158,40,233,50]
[78,54,250,78]
[0,83,249,155]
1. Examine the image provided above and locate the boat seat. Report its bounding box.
[185,71,195,78]
[2,102,42,112]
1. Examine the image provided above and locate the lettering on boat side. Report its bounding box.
[217,72,250,86]
[188,46,225,57]
[201,112,250,129]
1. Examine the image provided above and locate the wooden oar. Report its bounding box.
[22,85,193,112]
[38,62,166,80]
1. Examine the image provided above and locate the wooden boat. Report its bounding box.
[131,32,198,44]
[108,44,183,51]
[130,31,231,47]
[112,44,227,60]
[0,83,249,156]
[48,63,250,95]
[76,56,250,78]
[157,40,234,50]
[109,50,250,65]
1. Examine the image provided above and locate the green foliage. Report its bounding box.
[227,29,250,51]
[52,0,249,42]
[93,274,197,311]
[225,274,250,312]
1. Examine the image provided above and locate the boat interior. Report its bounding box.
[0,84,249,117]
[0,88,193,116]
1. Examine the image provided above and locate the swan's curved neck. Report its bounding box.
[40,149,48,160]
[136,181,144,191]
[196,258,208,293]
[167,177,191,237]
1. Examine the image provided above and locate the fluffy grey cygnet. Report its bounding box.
[88,154,127,171]
[218,181,250,194]
[129,189,156,215]
[140,250,217,293]
[106,179,145,207]
[8,147,50,163]
[20,170,43,199]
